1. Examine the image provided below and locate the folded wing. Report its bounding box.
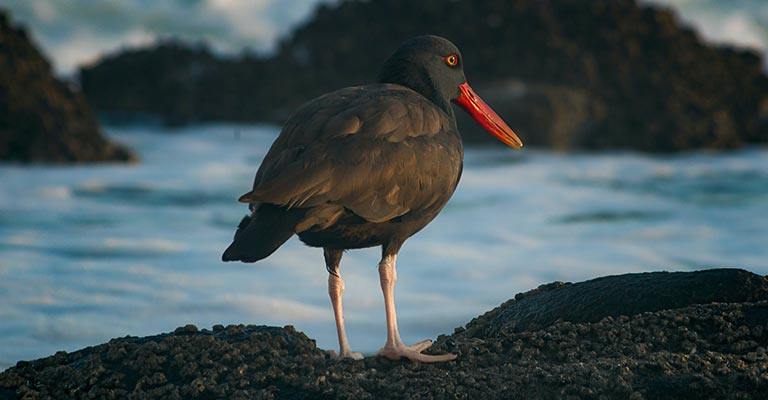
[239,84,462,227]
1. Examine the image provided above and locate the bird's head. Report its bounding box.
[378,35,523,149]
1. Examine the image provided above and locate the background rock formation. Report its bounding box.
[0,11,135,163]
[79,0,768,152]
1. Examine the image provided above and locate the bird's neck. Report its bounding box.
[379,68,456,125]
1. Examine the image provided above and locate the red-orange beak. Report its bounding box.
[452,83,523,149]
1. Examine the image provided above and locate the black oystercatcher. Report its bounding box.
[223,35,522,362]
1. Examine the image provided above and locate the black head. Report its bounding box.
[378,35,467,116]
[378,35,524,149]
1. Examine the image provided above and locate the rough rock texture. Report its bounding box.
[79,0,768,152]
[2,269,767,399]
[0,11,136,163]
[460,268,768,337]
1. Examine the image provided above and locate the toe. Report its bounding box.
[377,340,456,363]
[412,352,457,363]
[406,339,433,352]
[377,346,402,361]
[343,351,364,360]
[328,349,364,361]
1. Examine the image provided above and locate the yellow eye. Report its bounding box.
[444,54,458,67]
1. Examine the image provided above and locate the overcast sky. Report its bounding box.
[2,0,766,75]
[3,0,332,74]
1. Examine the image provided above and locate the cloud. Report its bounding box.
[3,0,331,74]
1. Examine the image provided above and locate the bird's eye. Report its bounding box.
[444,54,458,67]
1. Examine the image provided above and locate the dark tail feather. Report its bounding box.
[222,204,304,263]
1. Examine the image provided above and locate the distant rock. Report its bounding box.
[80,41,270,126]
[2,268,767,399]
[0,11,136,163]
[79,0,768,152]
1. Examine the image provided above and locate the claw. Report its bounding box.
[378,340,457,363]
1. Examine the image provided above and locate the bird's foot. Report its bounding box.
[377,339,457,363]
[326,349,364,360]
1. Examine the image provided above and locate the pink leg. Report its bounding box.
[376,254,457,363]
[324,248,362,360]
[328,272,362,360]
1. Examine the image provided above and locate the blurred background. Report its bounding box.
[1,0,766,369]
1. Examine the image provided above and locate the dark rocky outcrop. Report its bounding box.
[459,268,768,337]
[79,0,768,152]
[0,11,136,163]
[2,268,767,399]
[79,41,270,126]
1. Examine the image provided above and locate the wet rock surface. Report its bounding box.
[0,11,135,163]
[2,269,767,399]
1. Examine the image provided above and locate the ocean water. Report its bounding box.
[1,124,766,369]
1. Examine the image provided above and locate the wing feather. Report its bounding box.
[242,84,462,223]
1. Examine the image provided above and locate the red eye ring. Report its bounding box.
[444,54,458,67]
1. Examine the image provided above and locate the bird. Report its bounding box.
[222,35,522,363]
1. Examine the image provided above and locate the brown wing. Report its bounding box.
[240,84,463,224]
